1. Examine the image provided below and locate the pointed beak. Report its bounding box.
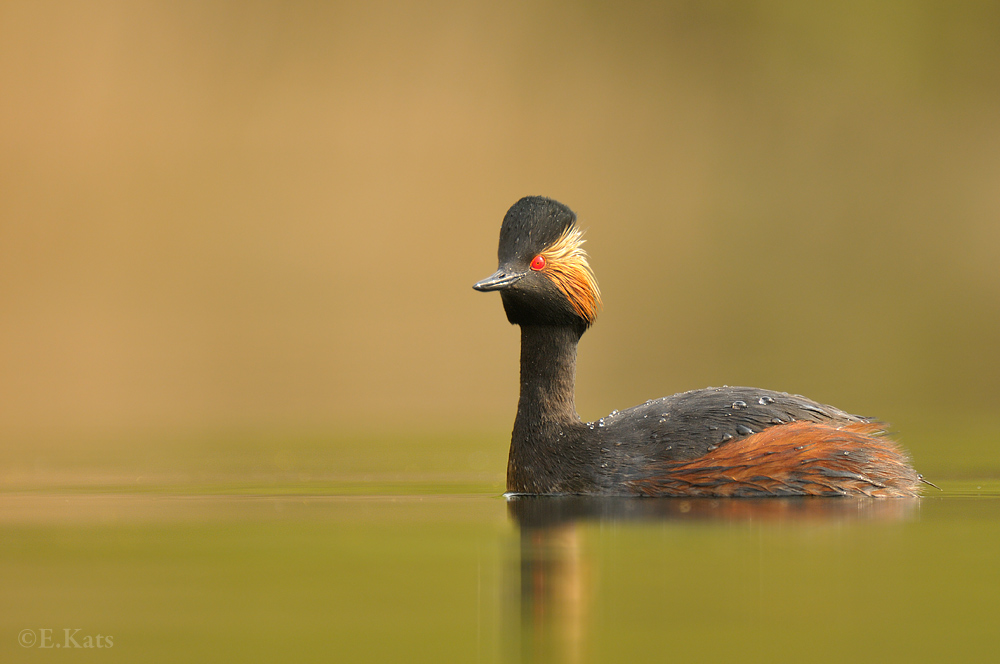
[473,269,523,291]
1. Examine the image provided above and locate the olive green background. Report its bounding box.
[2,4,1000,663]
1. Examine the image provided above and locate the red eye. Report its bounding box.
[530,255,546,271]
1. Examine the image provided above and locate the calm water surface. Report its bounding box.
[2,482,998,663]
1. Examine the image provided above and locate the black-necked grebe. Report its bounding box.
[474,196,921,497]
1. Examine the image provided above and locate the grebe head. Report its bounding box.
[474,196,601,329]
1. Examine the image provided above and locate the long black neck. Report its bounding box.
[508,324,592,493]
[516,325,581,424]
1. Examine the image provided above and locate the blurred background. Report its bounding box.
[2,0,999,484]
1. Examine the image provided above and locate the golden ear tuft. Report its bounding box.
[539,226,602,324]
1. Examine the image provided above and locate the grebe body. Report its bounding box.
[474,196,920,497]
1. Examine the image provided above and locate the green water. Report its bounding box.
[2,478,998,663]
